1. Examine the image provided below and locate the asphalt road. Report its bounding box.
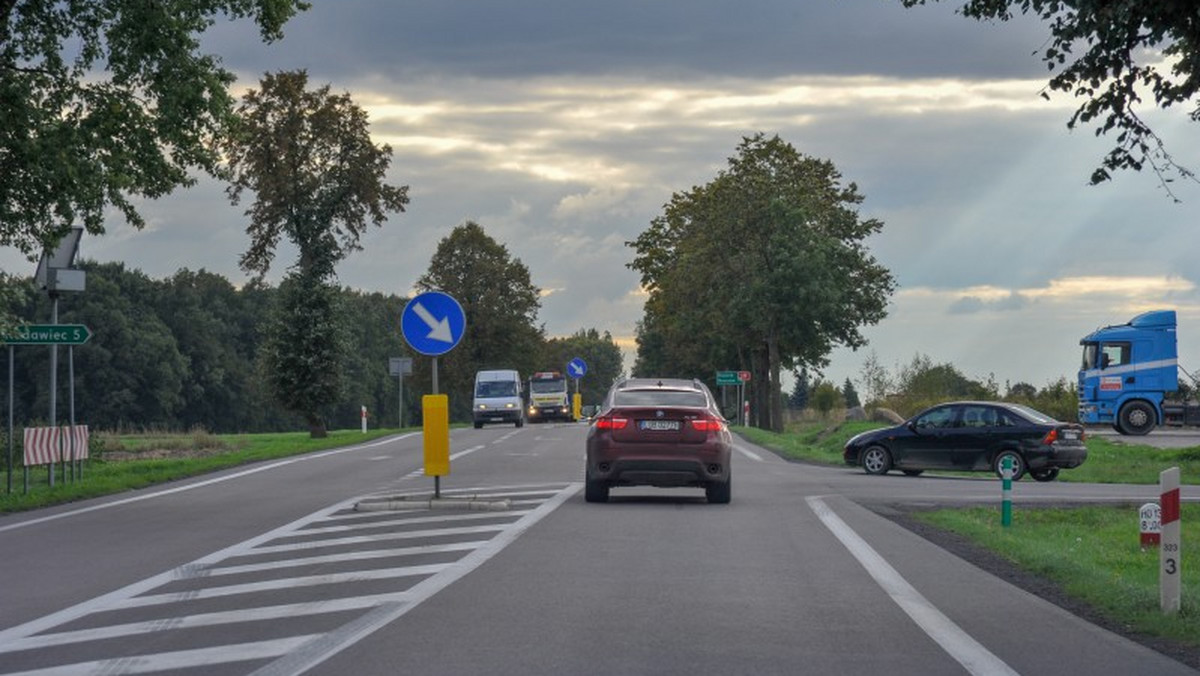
[1,423,1197,675]
[1085,426,1200,449]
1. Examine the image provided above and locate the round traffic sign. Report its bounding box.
[737,370,751,382]
[401,291,466,356]
[567,357,588,378]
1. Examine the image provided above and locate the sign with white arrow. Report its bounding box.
[567,357,587,378]
[401,291,466,356]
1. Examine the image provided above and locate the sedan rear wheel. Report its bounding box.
[861,446,892,475]
[993,451,1026,481]
[1030,467,1060,482]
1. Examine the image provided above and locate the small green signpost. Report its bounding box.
[716,370,740,386]
[2,324,91,345]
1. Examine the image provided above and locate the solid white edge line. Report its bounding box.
[735,445,763,462]
[248,482,584,676]
[806,496,1019,676]
[0,433,419,534]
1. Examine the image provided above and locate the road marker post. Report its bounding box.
[1160,467,1181,614]
[1000,456,1013,527]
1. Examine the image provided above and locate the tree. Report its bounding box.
[628,134,896,431]
[902,0,1200,195]
[223,69,408,436]
[0,1,309,258]
[789,368,810,410]
[859,350,892,406]
[842,377,861,409]
[415,221,544,421]
[811,380,843,418]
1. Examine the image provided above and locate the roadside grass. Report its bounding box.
[0,428,409,513]
[737,421,1200,485]
[914,505,1200,650]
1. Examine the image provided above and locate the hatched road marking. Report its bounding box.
[0,483,580,676]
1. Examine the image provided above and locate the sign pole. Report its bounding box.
[398,371,404,429]
[1161,466,1181,614]
[48,296,57,488]
[6,345,12,494]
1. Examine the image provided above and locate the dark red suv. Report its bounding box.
[585,378,733,504]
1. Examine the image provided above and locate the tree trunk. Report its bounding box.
[307,416,327,439]
[767,334,783,433]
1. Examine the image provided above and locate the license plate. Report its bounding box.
[639,419,680,431]
[1062,430,1079,440]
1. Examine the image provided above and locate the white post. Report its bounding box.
[361,405,368,434]
[1160,466,1181,614]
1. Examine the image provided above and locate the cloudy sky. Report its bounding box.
[6,0,1200,394]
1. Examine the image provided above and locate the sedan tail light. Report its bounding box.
[594,415,629,430]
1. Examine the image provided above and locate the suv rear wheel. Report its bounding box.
[706,474,731,504]
[584,477,609,503]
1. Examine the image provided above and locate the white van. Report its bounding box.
[473,369,525,428]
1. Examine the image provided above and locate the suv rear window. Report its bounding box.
[613,390,708,407]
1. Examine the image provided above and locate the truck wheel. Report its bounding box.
[473,421,483,429]
[1117,401,1155,436]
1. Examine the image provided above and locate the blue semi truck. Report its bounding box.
[1077,309,1200,435]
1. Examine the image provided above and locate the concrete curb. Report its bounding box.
[354,496,512,512]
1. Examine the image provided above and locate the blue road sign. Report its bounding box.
[567,357,588,378]
[401,291,466,356]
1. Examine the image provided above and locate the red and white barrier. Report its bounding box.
[22,425,90,466]
[1160,467,1181,614]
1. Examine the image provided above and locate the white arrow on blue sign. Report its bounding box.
[401,291,466,356]
[567,357,588,378]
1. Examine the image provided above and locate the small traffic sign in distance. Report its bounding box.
[567,357,588,378]
[716,371,739,386]
[737,370,751,383]
[401,291,466,356]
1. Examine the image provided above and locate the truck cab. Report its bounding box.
[473,369,525,429]
[1078,310,1180,435]
[528,371,572,422]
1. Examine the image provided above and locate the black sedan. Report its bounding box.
[843,401,1087,481]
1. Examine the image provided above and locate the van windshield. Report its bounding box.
[476,381,517,397]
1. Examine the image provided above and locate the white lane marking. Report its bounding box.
[292,509,532,536]
[0,595,410,653]
[0,497,364,647]
[207,541,489,577]
[3,635,322,676]
[248,483,583,676]
[116,564,449,610]
[402,443,487,479]
[0,434,418,534]
[248,524,509,555]
[807,496,1019,676]
[735,444,763,462]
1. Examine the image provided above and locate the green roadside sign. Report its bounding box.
[716,370,740,386]
[2,324,92,345]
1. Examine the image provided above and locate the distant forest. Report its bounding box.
[1,261,412,433]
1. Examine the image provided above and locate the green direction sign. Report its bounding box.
[716,370,740,386]
[2,324,92,345]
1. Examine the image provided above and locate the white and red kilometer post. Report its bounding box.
[361,405,368,434]
[1160,466,1181,614]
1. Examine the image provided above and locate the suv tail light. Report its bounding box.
[689,417,724,432]
[595,415,628,430]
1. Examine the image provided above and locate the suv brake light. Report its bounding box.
[689,417,724,432]
[595,416,628,430]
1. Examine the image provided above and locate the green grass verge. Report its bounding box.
[0,428,411,513]
[914,505,1200,648]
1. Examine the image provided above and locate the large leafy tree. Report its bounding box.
[629,134,895,431]
[902,0,1200,195]
[415,221,544,420]
[0,0,309,258]
[223,69,409,436]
